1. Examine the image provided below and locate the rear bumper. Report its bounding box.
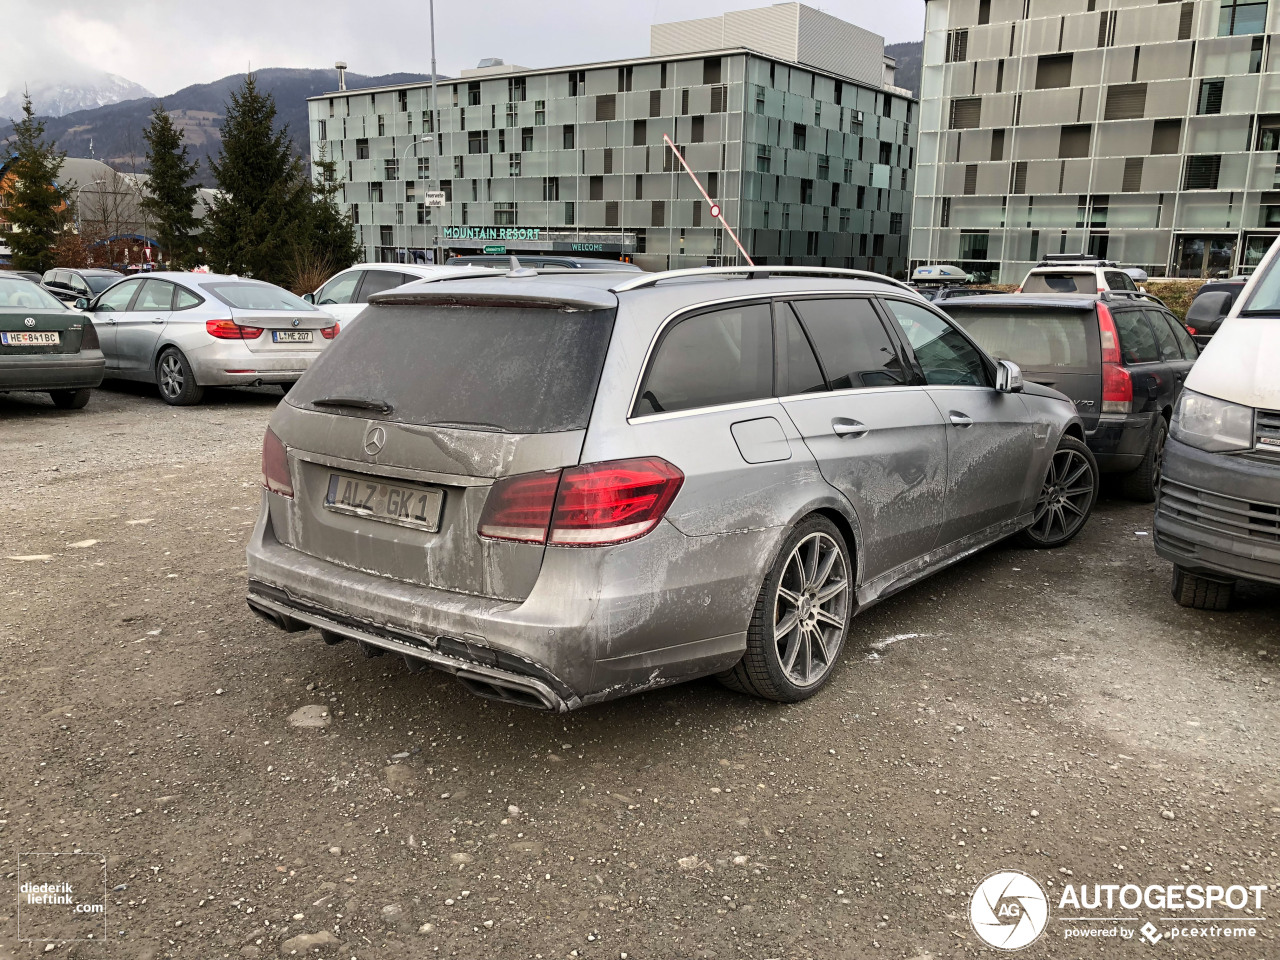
[244,494,771,709]
[1153,437,1280,586]
[185,340,320,386]
[0,351,105,392]
[1085,413,1151,472]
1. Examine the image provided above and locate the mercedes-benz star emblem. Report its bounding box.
[363,425,387,457]
[23,317,35,327]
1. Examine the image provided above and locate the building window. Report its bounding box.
[691,116,705,142]
[596,94,617,121]
[317,119,327,141]
[377,115,386,136]
[1251,35,1266,72]
[494,202,516,226]
[509,154,521,176]
[1098,9,1118,46]
[381,225,393,246]
[990,128,1006,161]
[651,200,665,227]
[1036,54,1074,89]
[1219,0,1268,35]
[857,184,866,208]
[979,0,991,23]
[843,158,853,183]
[1197,78,1225,114]
[620,65,634,92]
[754,84,765,115]
[756,144,771,173]
[1152,118,1183,153]
[416,202,429,224]
[800,178,813,204]
[890,212,903,234]
[505,101,518,126]
[454,156,464,177]
[1059,124,1092,158]
[946,29,969,62]
[1011,161,1028,193]
[632,119,647,146]
[508,76,526,101]
[569,70,586,96]
[708,171,718,199]
[468,130,489,154]
[817,155,829,180]
[1257,114,1280,150]
[1104,83,1147,120]
[397,89,408,111]
[635,173,644,200]
[589,176,604,201]
[839,207,851,231]
[949,97,981,129]
[563,124,575,149]
[964,164,978,195]
[351,204,359,224]
[418,156,430,178]
[710,85,727,113]
[535,100,545,125]
[959,230,989,261]
[543,176,560,201]
[369,182,383,202]
[422,109,434,133]
[384,158,399,179]
[940,196,951,227]
[879,142,892,165]
[1179,1,1195,39]
[1183,154,1223,189]
[565,201,575,225]
[395,203,404,225]
[682,89,690,114]
[1123,157,1144,191]
[1260,191,1280,225]
[356,138,370,159]
[703,56,722,85]
[605,201,619,227]
[468,82,481,106]
[603,148,614,174]
[522,127,534,151]
[793,123,807,150]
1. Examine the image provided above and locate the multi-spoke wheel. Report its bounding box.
[155,348,204,406]
[718,515,853,702]
[1017,436,1098,549]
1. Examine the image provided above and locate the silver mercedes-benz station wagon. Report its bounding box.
[246,266,1096,711]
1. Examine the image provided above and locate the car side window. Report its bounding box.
[96,279,142,312]
[317,272,361,305]
[634,302,774,416]
[1111,309,1160,364]
[1143,309,1182,361]
[1105,270,1137,292]
[791,297,907,389]
[778,305,827,396]
[356,270,407,302]
[881,298,990,387]
[174,287,203,310]
[68,275,89,295]
[1164,312,1198,359]
[134,280,175,311]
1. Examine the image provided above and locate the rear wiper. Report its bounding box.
[424,419,510,433]
[310,396,393,414]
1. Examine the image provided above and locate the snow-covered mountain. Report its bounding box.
[0,72,154,120]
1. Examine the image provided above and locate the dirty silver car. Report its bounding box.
[246,266,1096,710]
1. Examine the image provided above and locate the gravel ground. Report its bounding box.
[1,383,1278,960]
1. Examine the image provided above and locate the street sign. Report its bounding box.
[709,203,721,218]
[483,244,507,255]
[424,190,446,207]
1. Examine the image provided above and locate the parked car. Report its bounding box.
[41,267,122,304]
[1155,248,1280,609]
[0,275,104,409]
[1018,257,1143,295]
[446,254,643,271]
[1181,278,1249,347]
[246,266,1095,712]
[939,291,1197,501]
[78,272,338,406]
[304,263,497,328]
[914,285,1004,303]
[3,269,45,283]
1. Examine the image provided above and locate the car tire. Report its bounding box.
[49,388,91,410]
[155,348,204,406]
[717,515,853,703]
[1172,566,1234,611]
[1119,417,1167,503]
[1017,435,1098,549]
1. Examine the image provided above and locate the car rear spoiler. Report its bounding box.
[368,282,617,312]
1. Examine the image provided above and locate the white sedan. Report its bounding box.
[304,263,496,328]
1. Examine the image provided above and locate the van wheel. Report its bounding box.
[49,388,91,410]
[1120,417,1166,502]
[156,348,204,405]
[1017,436,1098,549]
[1172,566,1234,611]
[718,515,852,703]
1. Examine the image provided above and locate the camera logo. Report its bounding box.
[970,870,1050,950]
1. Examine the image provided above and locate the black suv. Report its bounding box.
[939,291,1198,501]
[41,268,123,304]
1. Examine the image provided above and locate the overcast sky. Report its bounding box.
[1,0,925,98]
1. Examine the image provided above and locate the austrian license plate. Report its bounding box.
[1,331,59,345]
[324,472,444,532]
[272,330,313,343]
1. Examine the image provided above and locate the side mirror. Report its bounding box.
[302,292,316,304]
[1186,290,1234,326]
[995,359,1024,394]
[74,297,90,311]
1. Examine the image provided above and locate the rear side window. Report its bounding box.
[290,303,617,434]
[175,287,203,310]
[1166,313,1198,358]
[1112,309,1159,364]
[635,303,773,416]
[1144,309,1183,360]
[790,298,907,389]
[947,306,1095,374]
[1105,270,1137,292]
[357,270,409,302]
[1022,272,1098,294]
[779,307,827,396]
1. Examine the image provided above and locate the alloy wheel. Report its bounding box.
[773,531,850,687]
[1029,447,1094,543]
[159,354,184,400]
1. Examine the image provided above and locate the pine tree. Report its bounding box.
[297,146,362,277]
[141,102,200,268]
[4,94,67,274]
[203,74,309,284]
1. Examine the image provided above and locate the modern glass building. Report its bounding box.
[912,0,1280,281]
[306,4,917,273]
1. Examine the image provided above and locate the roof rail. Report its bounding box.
[1102,290,1166,306]
[609,265,914,294]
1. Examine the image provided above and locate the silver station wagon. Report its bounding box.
[246,266,1096,710]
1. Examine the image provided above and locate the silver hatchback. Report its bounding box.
[82,272,338,405]
[246,267,1096,710]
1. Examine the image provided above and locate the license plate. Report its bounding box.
[324,472,444,532]
[1,331,59,345]
[272,330,313,343]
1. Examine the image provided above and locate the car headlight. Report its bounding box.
[1169,389,1254,453]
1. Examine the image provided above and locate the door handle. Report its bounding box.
[831,417,869,438]
[151,318,166,324]
[949,412,974,427]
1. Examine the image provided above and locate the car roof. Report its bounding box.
[73,268,123,276]
[337,262,500,278]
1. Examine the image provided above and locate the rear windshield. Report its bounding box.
[0,277,64,310]
[1022,272,1098,294]
[946,307,1096,374]
[288,303,616,434]
[201,281,317,312]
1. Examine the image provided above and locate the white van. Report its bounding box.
[1154,243,1280,609]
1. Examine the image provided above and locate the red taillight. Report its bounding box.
[1185,324,1197,336]
[321,322,340,340]
[206,318,263,340]
[261,427,293,498]
[477,457,684,546]
[1096,303,1132,414]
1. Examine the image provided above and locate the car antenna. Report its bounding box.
[506,255,536,278]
